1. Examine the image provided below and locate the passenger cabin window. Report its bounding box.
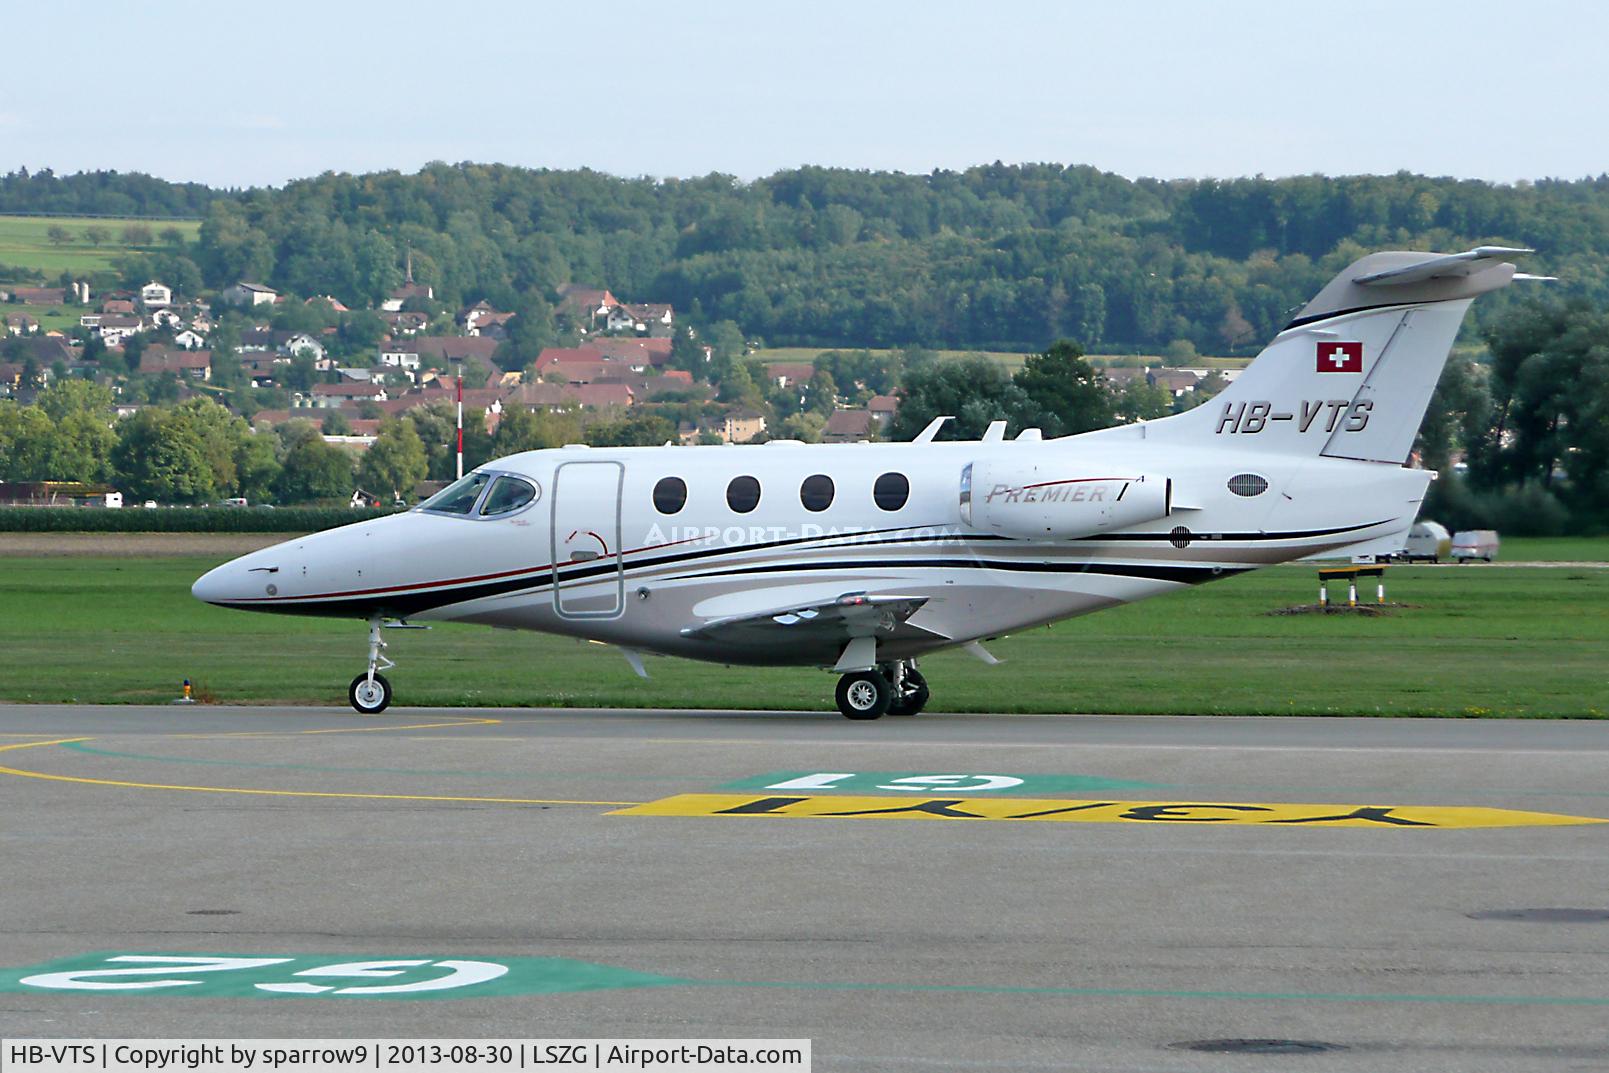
[873,471,910,511]
[480,475,537,516]
[419,471,491,515]
[800,473,834,512]
[726,475,761,513]
[653,476,688,514]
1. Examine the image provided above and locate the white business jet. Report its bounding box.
[193,248,1533,717]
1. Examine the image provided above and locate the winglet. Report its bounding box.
[913,416,951,443]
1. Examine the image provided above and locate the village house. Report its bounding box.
[235,328,274,352]
[93,315,145,348]
[1150,370,1202,398]
[173,328,207,350]
[764,362,817,390]
[380,310,429,336]
[99,298,136,315]
[4,313,39,335]
[460,300,515,336]
[277,331,326,361]
[377,342,422,370]
[867,394,898,427]
[589,336,673,367]
[140,281,172,308]
[720,408,768,444]
[9,286,67,306]
[308,382,388,408]
[381,282,434,312]
[508,381,633,415]
[822,408,875,443]
[223,282,278,307]
[140,346,213,381]
[412,335,498,365]
[554,285,618,329]
[605,302,673,336]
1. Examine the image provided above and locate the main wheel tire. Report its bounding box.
[836,670,891,720]
[888,668,930,716]
[349,672,392,714]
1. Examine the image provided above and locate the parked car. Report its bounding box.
[1451,529,1500,562]
[1399,520,1451,562]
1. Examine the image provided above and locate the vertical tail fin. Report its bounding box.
[1142,248,1528,463]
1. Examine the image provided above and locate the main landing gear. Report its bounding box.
[349,617,394,714]
[835,661,928,720]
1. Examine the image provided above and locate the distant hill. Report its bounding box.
[3,163,1604,351]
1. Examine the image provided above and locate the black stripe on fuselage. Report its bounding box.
[209,519,1383,618]
[662,558,1249,586]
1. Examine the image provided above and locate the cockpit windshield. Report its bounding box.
[418,471,492,515]
[479,475,537,516]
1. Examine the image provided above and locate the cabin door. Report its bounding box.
[550,460,624,619]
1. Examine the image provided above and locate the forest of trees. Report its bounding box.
[6,163,1609,352]
[3,164,1607,531]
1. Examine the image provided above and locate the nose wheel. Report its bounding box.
[349,617,396,714]
[349,672,392,714]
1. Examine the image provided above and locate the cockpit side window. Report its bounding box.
[419,471,492,515]
[480,475,538,516]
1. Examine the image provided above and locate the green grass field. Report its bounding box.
[0,215,201,275]
[2,549,1604,716]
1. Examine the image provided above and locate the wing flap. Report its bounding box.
[681,591,940,646]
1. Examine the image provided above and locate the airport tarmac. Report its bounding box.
[3,704,1609,1072]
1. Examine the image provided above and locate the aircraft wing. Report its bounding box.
[680,591,941,646]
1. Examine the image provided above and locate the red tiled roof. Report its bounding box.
[141,347,212,372]
[413,336,499,362]
[765,362,816,385]
[535,346,605,369]
[823,409,874,439]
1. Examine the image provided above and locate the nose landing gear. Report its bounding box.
[349,617,395,714]
[834,660,928,720]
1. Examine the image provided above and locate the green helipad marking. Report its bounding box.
[6,952,1606,1007]
[722,770,1160,794]
[0,953,683,1000]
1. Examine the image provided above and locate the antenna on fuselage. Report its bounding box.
[913,416,952,443]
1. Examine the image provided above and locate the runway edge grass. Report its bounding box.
[3,552,1606,716]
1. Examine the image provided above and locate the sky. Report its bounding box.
[2,0,1605,189]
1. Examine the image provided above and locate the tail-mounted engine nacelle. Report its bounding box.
[960,461,1172,539]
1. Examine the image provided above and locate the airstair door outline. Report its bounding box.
[551,460,624,619]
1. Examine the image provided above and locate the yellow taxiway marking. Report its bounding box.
[173,717,503,739]
[0,738,637,807]
[613,793,1609,829]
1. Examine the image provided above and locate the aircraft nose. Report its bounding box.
[191,563,234,605]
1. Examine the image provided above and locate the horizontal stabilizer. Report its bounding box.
[1353,247,1532,286]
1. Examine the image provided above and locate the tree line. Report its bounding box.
[5,164,1607,354]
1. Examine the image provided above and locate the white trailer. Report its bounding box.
[1451,529,1500,562]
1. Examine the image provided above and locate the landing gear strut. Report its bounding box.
[835,660,928,720]
[348,617,394,714]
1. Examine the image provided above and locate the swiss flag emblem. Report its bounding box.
[1317,341,1363,372]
